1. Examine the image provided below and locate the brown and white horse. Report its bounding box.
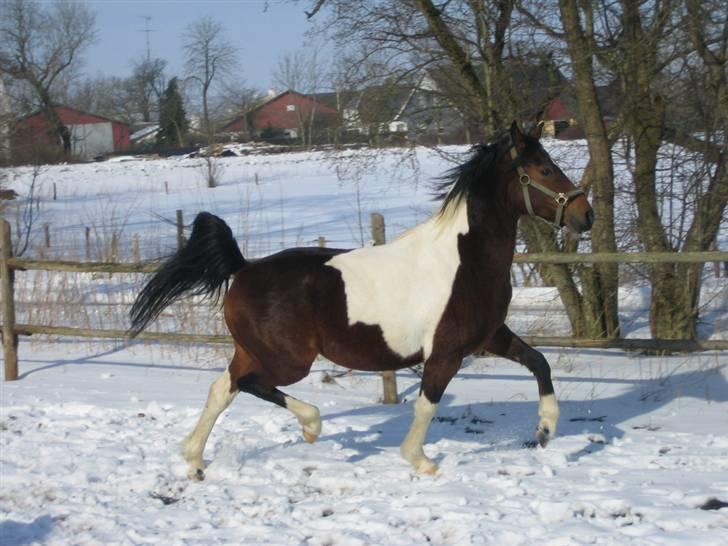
[130,122,593,480]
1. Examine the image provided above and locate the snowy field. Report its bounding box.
[1,142,727,544]
[2,343,727,545]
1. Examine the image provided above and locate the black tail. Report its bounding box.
[129,212,246,336]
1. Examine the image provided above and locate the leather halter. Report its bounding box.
[509,146,584,228]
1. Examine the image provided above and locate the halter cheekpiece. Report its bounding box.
[509,146,584,228]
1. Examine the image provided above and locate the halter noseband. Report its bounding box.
[509,146,584,228]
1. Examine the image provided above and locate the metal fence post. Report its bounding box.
[371,212,399,404]
[176,210,185,250]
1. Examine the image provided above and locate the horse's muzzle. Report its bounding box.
[566,207,594,233]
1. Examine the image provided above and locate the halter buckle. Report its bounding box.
[519,173,531,186]
[554,193,568,206]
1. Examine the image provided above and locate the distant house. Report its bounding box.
[329,77,470,145]
[543,83,621,139]
[16,106,131,159]
[130,124,160,147]
[221,90,339,141]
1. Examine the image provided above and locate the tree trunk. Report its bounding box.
[519,217,589,335]
[412,0,495,136]
[558,0,620,338]
[623,0,727,341]
[35,84,69,156]
[203,83,211,144]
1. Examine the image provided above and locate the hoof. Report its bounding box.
[188,467,205,481]
[416,459,439,475]
[536,423,552,448]
[303,429,318,444]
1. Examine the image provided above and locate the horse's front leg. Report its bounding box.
[400,355,461,474]
[484,324,559,447]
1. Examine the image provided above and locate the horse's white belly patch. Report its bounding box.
[327,204,469,359]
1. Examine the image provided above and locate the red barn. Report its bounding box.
[16,106,130,159]
[221,90,339,140]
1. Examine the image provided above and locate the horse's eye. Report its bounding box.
[541,168,552,176]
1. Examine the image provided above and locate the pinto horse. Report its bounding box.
[130,122,593,479]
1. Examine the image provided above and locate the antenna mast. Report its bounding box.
[138,16,155,61]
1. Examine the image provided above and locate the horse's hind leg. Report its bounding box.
[236,376,322,443]
[182,369,238,480]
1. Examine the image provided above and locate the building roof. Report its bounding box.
[18,105,130,127]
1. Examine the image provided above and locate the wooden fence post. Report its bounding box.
[1,219,19,381]
[132,234,140,263]
[110,233,118,262]
[176,210,185,250]
[84,226,91,262]
[371,212,398,404]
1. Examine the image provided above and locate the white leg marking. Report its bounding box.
[182,371,237,479]
[285,396,321,443]
[536,393,559,447]
[400,394,439,474]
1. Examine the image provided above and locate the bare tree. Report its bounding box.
[129,56,167,123]
[0,0,96,154]
[216,78,261,124]
[183,17,237,142]
[273,48,327,147]
[67,75,135,124]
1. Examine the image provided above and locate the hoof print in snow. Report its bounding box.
[150,492,180,505]
[700,498,728,511]
[435,411,493,429]
[569,415,606,422]
[632,424,661,431]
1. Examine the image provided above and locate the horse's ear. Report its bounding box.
[510,121,526,151]
[529,121,544,140]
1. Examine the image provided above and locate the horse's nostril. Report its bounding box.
[585,209,594,230]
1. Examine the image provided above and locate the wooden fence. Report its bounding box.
[2,217,727,386]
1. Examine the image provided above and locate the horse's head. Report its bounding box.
[508,122,593,233]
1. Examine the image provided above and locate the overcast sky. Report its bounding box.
[84,0,322,92]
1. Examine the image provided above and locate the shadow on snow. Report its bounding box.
[320,363,728,464]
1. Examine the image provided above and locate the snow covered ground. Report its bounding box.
[2,343,727,545]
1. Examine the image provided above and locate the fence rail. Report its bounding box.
[2,218,727,384]
[6,250,728,273]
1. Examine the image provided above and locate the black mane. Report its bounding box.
[435,132,540,215]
